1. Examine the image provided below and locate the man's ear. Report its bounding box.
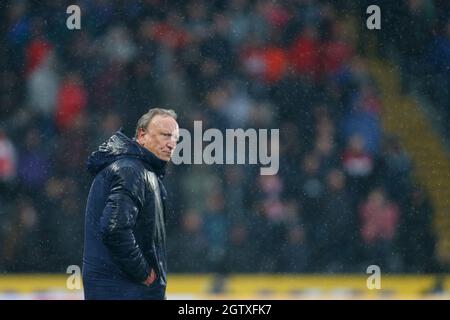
[137,128,145,144]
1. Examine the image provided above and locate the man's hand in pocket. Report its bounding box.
[142,269,157,286]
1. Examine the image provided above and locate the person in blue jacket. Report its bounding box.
[82,108,179,300]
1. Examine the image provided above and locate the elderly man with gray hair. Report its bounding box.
[82,108,179,300]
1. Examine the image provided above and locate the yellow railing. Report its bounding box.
[0,274,448,299]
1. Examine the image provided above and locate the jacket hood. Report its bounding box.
[86,129,167,177]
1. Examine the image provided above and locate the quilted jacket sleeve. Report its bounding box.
[100,165,150,283]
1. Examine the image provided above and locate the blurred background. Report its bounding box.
[0,0,449,299]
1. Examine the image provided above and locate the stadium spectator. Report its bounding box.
[320,168,357,272]
[55,72,87,131]
[223,222,257,273]
[0,131,18,188]
[169,209,210,273]
[342,134,374,204]
[398,185,437,273]
[380,136,413,209]
[359,187,401,272]
[203,192,229,271]
[17,127,52,194]
[279,225,310,273]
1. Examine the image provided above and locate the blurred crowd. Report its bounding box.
[0,0,443,274]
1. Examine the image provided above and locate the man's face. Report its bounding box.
[137,115,179,161]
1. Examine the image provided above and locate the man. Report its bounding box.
[82,108,179,300]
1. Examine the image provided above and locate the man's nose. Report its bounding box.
[167,139,176,150]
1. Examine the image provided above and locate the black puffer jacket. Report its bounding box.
[82,129,168,300]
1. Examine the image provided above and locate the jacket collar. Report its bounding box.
[130,136,167,179]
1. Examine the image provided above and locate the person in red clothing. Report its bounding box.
[263,45,288,84]
[288,26,321,81]
[151,11,191,50]
[359,187,401,271]
[240,37,287,85]
[321,21,353,77]
[24,38,53,76]
[55,72,88,131]
[0,131,17,184]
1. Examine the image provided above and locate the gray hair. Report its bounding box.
[135,108,178,138]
